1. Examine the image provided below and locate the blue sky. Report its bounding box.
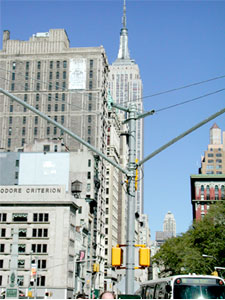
[1,0,225,239]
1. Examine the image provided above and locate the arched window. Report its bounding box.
[201,185,204,200]
[221,185,225,200]
[215,185,219,200]
[206,185,210,200]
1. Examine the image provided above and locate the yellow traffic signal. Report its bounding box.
[112,247,123,267]
[211,271,219,277]
[93,263,99,272]
[139,248,150,267]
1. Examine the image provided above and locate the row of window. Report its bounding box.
[0,243,47,254]
[12,60,67,70]
[208,159,222,163]
[0,213,49,223]
[0,228,48,238]
[11,82,67,92]
[9,103,66,112]
[8,115,65,125]
[0,274,46,287]
[208,153,222,157]
[0,258,46,270]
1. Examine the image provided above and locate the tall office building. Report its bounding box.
[108,0,144,214]
[200,123,225,175]
[0,29,110,293]
[163,211,176,237]
[0,29,109,153]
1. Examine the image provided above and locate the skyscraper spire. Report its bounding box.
[117,0,131,61]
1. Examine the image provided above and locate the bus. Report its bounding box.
[135,274,225,299]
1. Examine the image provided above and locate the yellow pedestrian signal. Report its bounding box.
[112,247,123,267]
[139,248,150,267]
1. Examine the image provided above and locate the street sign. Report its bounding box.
[6,288,18,299]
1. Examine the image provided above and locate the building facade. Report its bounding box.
[0,140,104,298]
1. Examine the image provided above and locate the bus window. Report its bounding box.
[145,285,154,299]
[155,283,169,299]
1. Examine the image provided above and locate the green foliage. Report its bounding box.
[152,202,225,277]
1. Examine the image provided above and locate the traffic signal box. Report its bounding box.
[139,247,150,267]
[112,247,123,267]
[112,245,150,268]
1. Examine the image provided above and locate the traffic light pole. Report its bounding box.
[1,88,225,295]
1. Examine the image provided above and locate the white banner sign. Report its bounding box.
[69,58,86,90]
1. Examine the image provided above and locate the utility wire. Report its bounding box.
[155,88,225,113]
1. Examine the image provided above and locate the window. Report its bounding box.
[216,153,222,157]
[26,62,29,70]
[90,60,93,68]
[63,71,66,79]
[88,104,92,111]
[61,116,64,124]
[17,275,24,286]
[36,83,40,91]
[47,127,50,135]
[8,127,12,136]
[0,244,5,253]
[88,126,91,135]
[37,72,40,80]
[89,81,93,90]
[88,159,91,167]
[10,105,13,112]
[55,93,58,101]
[33,213,49,222]
[48,104,51,112]
[37,61,41,69]
[18,244,26,253]
[43,145,50,152]
[12,73,15,80]
[87,172,91,179]
[49,72,53,80]
[32,228,48,238]
[61,104,65,111]
[9,116,13,124]
[31,244,47,253]
[12,62,16,70]
[62,93,65,101]
[34,127,38,135]
[15,172,18,179]
[15,160,19,167]
[0,229,6,237]
[88,93,92,100]
[216,159,222,163]
[36,94,39,101]
[25,72,29,80]
[62,82,66,89]
[49,82,52,90]
[88,115,92,123]
[208,153,214,157]
[89,70,93,78]
[25,82,28,91]
[37,276,45,287]
[0,214,6,222]
[8,138,11,148]
[35,104,39,110]
[12,213,28,222]
[38,259,47,269]
[54,127,57,135]
[18,260,25,269]
[35,116,38,125]
[215,185,219,200]
[50,61,53,69]
[23,116,26,124]
[21,138,25,147]
[11,83,14,91]
[0,260,3,268]
[18,229,27,237]
[56,82,59,90]
[22,127,26,136]
[48,93,51,101]
[208,159,214,163]
[56,71,59,79]
[56,61,60,68]
[63,60,67,68]
[55,104,58,112]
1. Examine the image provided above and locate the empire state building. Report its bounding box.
[108,0,144,214]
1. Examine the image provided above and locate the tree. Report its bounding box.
[152,202,225,277]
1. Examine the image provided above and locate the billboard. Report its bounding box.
[18,153,70,191]
[69,58,86,90]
